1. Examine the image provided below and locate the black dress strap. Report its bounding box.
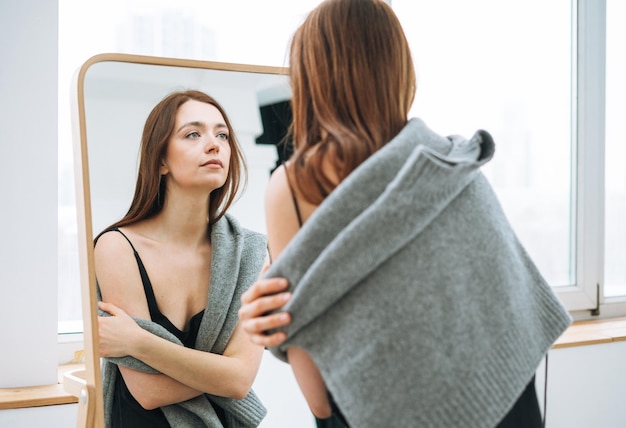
[109,228,162,323]
[284,165,304,227]
[101,229,173,427]
[103,228,206,428]
[110,227,138,251]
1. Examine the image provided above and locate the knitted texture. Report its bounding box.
[267,118,571,428]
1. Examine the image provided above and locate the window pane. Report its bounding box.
[393,0,574,286]
[604,0,626,297]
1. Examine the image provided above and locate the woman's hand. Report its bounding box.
[98,301,145,358]
[238,275,292,348]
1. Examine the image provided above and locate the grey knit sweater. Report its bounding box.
[266,118,572,428]
[100,214,268,427]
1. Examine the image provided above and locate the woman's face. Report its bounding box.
[160,100,232,194]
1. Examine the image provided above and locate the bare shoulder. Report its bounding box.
[264,164,301,259]
[94,229,149,317]
[265,164,291,206]
[265,164,297,222]
[94,229,136,267]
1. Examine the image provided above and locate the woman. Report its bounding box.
[96,90,267,427]
[238,1,572,427]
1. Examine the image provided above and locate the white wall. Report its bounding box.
[546,341,626,428]
[0,0,59,387]
[0,405,77,428]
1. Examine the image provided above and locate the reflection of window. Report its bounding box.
[605,0,626,298]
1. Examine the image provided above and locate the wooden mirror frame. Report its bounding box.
[65,53,288,428]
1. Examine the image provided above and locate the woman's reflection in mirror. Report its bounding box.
[95,90,268,427]
[238,0,572,427]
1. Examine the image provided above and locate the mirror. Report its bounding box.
[67,53,290,428]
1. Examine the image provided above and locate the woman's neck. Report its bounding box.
[147,193,211,248]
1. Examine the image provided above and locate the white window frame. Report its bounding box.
[564,0,626,319]
[557,0,605,313]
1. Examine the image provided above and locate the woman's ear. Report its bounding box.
[159,161,169,176]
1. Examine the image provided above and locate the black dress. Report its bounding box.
[496,376,543,427]
[105,228,209,428]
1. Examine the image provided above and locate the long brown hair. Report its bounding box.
[288,0,416,204]
[98,90,246,238]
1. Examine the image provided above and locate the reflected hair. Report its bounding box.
[101,90,246,236]
[288,0,416,204]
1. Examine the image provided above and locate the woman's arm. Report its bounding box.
[98,301,264,404]
[96,233,264,409]
[262,165,333,418]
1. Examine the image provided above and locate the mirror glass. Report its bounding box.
[82,55,290,235]
[70,53,301,427]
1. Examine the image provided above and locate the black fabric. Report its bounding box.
[496,376,543,428]
[284,164,304,227]
[315,413,348,428]
[111,378,170,428]
[107,228,205,428]
[315,391,349,427]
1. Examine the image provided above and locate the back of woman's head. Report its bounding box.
[289,0,416,203]
[104,90,246,234]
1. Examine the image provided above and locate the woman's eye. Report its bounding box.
[217,132,229,141]
[186,131,201,139]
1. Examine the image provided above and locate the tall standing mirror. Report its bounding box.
[65,53,291,428]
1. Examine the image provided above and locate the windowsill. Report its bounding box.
[2,317,626,410]
[552,316,626,349]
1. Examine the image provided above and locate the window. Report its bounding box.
[604,0,626,298]
[395,0,574,288]
[59,0,626,331]
[392,0,626,315]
